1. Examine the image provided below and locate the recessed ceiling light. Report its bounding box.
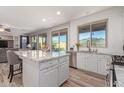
[0,28,5,32]
[56,11,61,15]
[42,18,46,22]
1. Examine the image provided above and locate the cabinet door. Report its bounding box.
[40,66,58,87]
[100,59,107,75]
[86,54,97,73]
[97,55,108,75]
[59,62,69,86]
[77,53,82,69]
[77,53,86,70]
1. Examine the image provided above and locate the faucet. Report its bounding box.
[87,40,91,52]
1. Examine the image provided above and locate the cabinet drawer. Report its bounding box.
[97,55,110,59]
[59,56,69,63]
[40,59,58,70]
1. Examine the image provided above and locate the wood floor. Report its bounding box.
[62,68,106,87]
[0,63,106,87]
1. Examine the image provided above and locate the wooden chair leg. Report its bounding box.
[21,63,22,73]
[9,64,22,83]
[9,65,13,83]
[8,65,11,79]
[19,63,22,73]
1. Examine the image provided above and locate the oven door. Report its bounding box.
[106,69,112,87]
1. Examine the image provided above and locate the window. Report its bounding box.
[78,20,107,48]
[52,32,59,55]
[79,25,90,47]
[52,29,68,55]
[31,36,37,49]
[38,33,47,49]
[91,22,106,48]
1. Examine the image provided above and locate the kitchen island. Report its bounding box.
[15,50,69,87]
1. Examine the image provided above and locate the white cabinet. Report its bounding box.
[77,53,86,70]
[58,56,69,86]
[77,53,83,69]
[59,62,69,85]
[40,59,58,70]
[77,52,111,75]
[22,55,69,87]
[98,59,107,75]
[86,54,97,73]
[39,56,69,87]
[97,55,111,75]
[40,65,58,87]
[97,55,106,75]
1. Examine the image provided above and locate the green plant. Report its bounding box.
[75,43,81,51]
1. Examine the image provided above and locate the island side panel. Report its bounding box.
[23,58,40,87]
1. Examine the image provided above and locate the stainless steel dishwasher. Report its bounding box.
[67,51,77,68]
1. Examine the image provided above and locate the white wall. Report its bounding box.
[70,7,124,53]
[13,36,20,48]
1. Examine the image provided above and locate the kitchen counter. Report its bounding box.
[67,50,124,56]
[15,50,69,62]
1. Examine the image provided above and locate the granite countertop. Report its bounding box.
[67,50,124,56]
[15,50,69,62]
[114,65,124,87]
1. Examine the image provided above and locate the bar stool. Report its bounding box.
[7,50,22,83]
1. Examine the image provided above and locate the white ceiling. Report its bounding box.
[0,6,111,34]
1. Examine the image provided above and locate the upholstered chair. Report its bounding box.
[7,50,22,83]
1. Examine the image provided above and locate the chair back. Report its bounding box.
[7,50,20,65]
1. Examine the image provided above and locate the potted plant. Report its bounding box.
[75,43,81,51]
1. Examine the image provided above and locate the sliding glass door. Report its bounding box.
[52,29,68,55]
[52,32,59,55]
[38,33,47,49]
[59,31,68,54]
[31,36,37,50]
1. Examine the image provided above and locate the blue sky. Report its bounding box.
[79,30,105,40]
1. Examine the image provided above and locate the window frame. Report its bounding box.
[51,28,68,53]
[78,19,108,48]
[31,35,38,49]
[38,33,47,49]
[78,24,91,47]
